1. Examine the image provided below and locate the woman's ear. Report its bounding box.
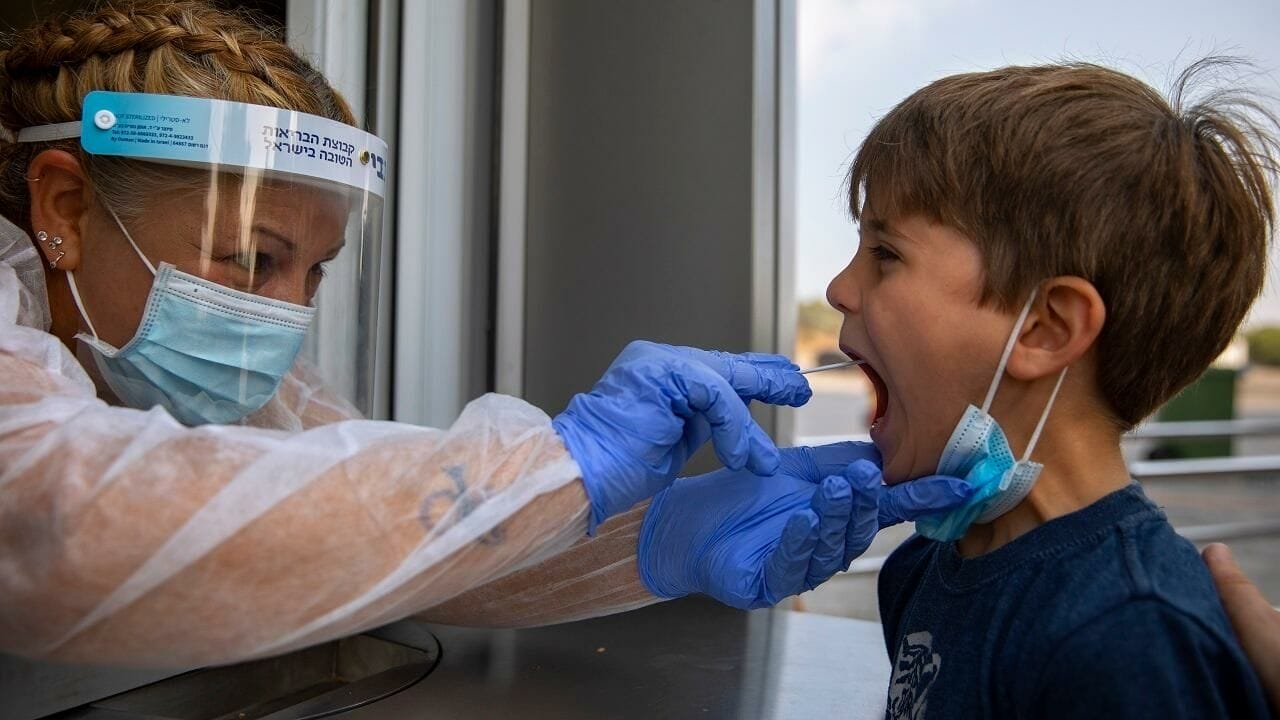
[1008,277,1106,381]
[27,149,90,271]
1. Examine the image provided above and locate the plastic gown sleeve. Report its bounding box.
[256,357,661,629]
[419,503,660,627]
[0,308,589,667]
[239,356,364,431]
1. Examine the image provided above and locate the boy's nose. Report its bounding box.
[826,260,859,315]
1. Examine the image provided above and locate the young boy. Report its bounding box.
[825,60,1276,718]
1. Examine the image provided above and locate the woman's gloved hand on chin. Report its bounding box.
[552,341,813,533]
[637,442,975,610]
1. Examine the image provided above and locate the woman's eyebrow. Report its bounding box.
[253,225,347,261]
[252,225,296,254]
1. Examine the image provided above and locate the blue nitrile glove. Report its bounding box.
[636,442,975,610]
[552,341,813,533]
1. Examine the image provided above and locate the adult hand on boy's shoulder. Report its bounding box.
[1027,597,1271,719]
[1204,543,1280,716]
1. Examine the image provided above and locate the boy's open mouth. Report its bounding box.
[842,347,889,428]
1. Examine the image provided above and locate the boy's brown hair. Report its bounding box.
[847,58,1279,428]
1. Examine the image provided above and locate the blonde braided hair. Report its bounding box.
[0,0,356,232]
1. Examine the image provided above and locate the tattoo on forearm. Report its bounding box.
[417,464,505,545]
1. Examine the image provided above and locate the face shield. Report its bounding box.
[18,91,388,424]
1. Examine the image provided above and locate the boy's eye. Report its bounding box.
[868,244,900,263]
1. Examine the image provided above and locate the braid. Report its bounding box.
[0,0,356,232]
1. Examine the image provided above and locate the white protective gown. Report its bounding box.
[0,219,652,667]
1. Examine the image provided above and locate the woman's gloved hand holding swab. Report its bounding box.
[552,341,813,533]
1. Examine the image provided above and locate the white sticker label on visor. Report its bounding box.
[79,91,389,198]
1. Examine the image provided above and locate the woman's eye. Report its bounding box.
[868,244,900,263]
[226,252,273,274]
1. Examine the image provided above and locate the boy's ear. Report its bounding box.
[27,149,90,272]
[1007,276,1105,381]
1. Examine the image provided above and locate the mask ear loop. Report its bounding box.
[15,118,158,339]
[976,284,1070,462]
[63,204,159,343]
[65,271,100,341]
[981,287,1040,413]
[103,204,157,276]
[1022,367,1067,462]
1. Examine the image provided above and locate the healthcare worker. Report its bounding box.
[0,0,970,668]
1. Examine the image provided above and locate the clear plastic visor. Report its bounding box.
[19,92,387,419]
[108,168,384,417]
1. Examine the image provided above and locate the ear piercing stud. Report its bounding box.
[36,230,64,269]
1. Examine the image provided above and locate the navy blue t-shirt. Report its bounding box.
[878,483,1270,719]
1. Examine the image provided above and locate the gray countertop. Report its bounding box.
[354,597,890,719]
[4,598,889,719]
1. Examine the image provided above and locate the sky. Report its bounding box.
[794,0,1280,326]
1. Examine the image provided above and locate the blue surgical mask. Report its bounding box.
[65,206,315,426]
[915,290,1068,542]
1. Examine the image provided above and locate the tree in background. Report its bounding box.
[794,299,845,368]
[797,299,842,338]
[1247,327,1280,367]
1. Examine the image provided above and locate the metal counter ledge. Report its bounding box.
[358,597,891,719]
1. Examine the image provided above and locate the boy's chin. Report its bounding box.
[871,434,915,485]
[878,449,939,486]
[877,457,915,486]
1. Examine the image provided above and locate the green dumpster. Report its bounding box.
[1149,367,1238,459]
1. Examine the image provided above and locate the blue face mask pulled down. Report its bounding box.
[915,290,1068,542]
[66,207,315,426]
